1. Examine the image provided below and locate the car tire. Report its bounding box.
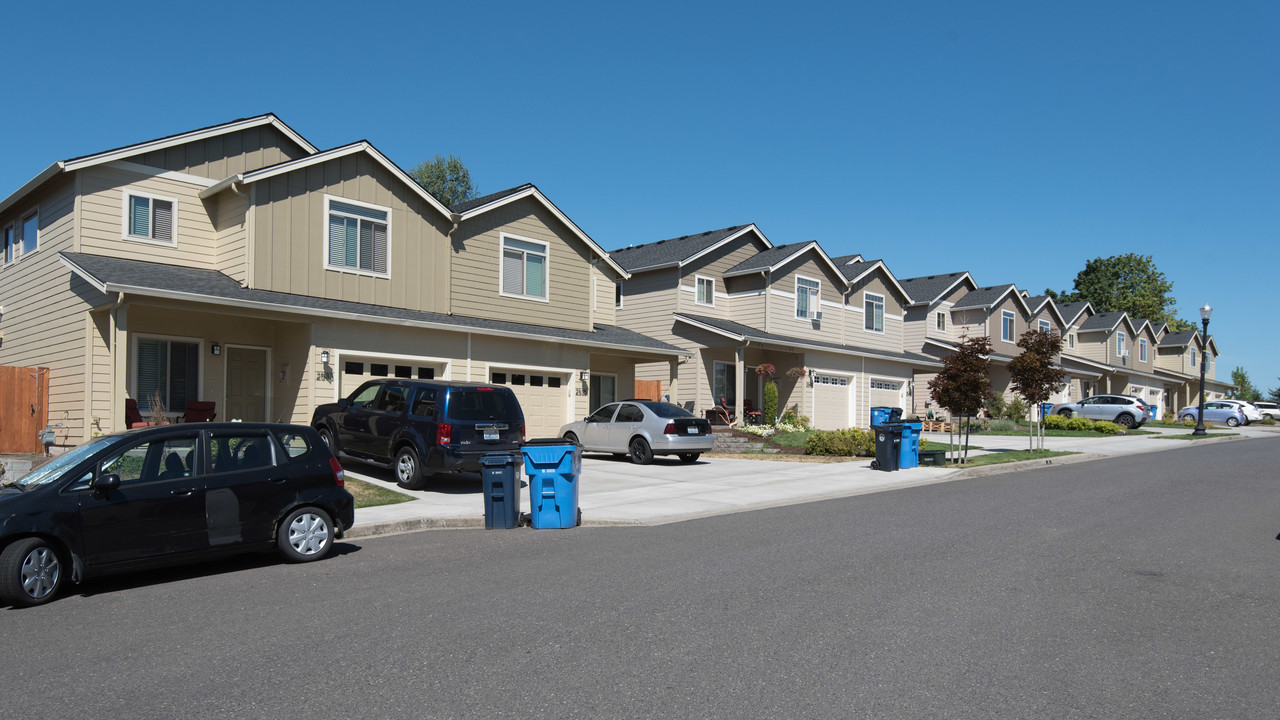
[628,437,654,465]
[395,446,429,490]
[1058,409,1072,418]
[1115,414,1135,428]
[318,427,339,455]
[563,432,580,446]
[1226,417,1240,427]
[277,507,335,562]
[677,453,700,463]
[0,537,64,608]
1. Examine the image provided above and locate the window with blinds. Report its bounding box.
[125,194,175,244]
[501,235,548,300]
[796,277,819,319]
[864,292,884,332]
[136,338,200,413]
[326,197,389,275]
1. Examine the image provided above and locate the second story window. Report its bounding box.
[19,211,38,257]
[696,275,715,306]
[1190,348,1197,367]
[864,292,884,332]
[1068,333,1075,349]
[796,277,820,320]
[935,311,946,332]
[326,197,389,276]
[2,224,12,265]
[501,234,548,300]
[1116,332,1126,358]
[125,193,176,245]
[615,281,623,308]
[1139,338,1148,362]
[1038,319,1050,334]
[1001,310,1015,342]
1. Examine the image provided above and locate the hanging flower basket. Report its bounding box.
[786,366,807,380]
[755,363,776,378]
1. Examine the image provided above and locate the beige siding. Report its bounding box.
[451,197,595,331]
[616,268,679,341]
[79,165,219,267]
[250,154,451,312]
[763,256,847,342]
[843,273,907,354]
[213,190,248,284]
[988,296,1027,357]
[590,264,619,327]
[677,236,770,320]
[135,125,308,179]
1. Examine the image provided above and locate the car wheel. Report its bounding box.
[628,437,654,465]
[1226,417,1240,427]
[395,446,428,490]
[0,538,64,608]
[563,432,580,445]
[1115,414,1135,428]
[318,427,339,455]
[1058,409,1072,418]
[677,453,700,463]
[277,507,335,562]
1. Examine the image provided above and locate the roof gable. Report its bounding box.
[952,284,1031,314]
[899,272,976,306]
[609,224,771,273]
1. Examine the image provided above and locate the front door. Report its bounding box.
[589,374,617,412]
[227,347,268,422]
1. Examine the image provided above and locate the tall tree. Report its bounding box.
[1268,379,1280,403]
[928,334,991,464]
[1051,253,1192,330]
[1230,367,1261,401]
[1008,329,1068,450]
[410,154,478,207]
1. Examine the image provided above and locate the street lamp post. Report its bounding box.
[1192,303,1213,437]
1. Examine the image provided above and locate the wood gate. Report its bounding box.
[633,380,662,402]
[0,366,49,454]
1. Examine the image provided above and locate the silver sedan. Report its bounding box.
[560,401,714,464]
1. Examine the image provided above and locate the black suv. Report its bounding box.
[0,423,353,607]
[312,379,526,489]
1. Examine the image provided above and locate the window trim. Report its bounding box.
[498,232,550,302]
[1,223,13,266]
[1190,348,1197,367]
[122,190,179,246]
[615,281,623,309]
[796,275,821,320]
[935,311,946,332]
[1139,338,1148,363]
[1001,310,1015,342]
[1116,331,1126,358]
[323,194,392,279]
[864,291,885,333]
[16,208,39,260]
[695,275,716,307]
[1038,319,1051,334]
[130,332,205,418]
[1068,333,1075,349]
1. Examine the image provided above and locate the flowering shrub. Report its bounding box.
[755,363,776,378]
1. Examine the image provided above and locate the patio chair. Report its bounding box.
[181,401,217,423]
[125,398,155,429]
[743,398,764,425]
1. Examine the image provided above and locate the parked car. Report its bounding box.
[312,379,525,489]
[1219,400,1263,425]
[1250,401,1280,420]
[0,423,352,608]
[1049,394,1150,428]
[560,400,713,464]
[1177,401,1246,427]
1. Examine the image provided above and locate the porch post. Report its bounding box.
[668,358,680,405]
[110,302,129,433]
[734,344,745,427]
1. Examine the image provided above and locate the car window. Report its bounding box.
[447,389,517,421]
[410,387,438,419]
[273,430,310,459]
[374,385,407,413]
[1080,398,1099,405]
[348,383,381,409]
[615,404,645,423]
[587,405,617,423]
[642,402,695,419]
[210,434,276,473]
[100,433,199,486]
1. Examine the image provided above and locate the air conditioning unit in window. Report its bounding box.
[814,311,822,321]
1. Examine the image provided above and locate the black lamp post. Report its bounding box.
[1192,303,1213,437]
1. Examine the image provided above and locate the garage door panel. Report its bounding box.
[812,374,851,431]
[491,370,570,439]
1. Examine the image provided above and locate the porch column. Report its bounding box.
[668,359,680,405]
[734,344,745,427]
[110,302,129,433]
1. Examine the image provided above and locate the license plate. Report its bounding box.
[686,426,698,435]
[483,430,499,441]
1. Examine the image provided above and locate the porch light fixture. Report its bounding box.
[1192,303,1212,437]
[580,371,590,382]
[211,343,221,356]
[320,350,330,364]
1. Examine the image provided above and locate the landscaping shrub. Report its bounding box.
[763,381,778,426]
[781,409,812,430]
[1067,417,1093,432]
[1181,416,1197,427]
[1161,412,1176,424]
[1005,397,1027,422]
[1043,414,1069,430]
[804,428,875,457]
[1262,418,1276,426]
[985,393,1007,419]
[989,418,1018,432]
[1092,421,1122,435]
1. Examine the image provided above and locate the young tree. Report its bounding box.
[410,154,478,207]
[1050,253,1191,330]
[1008,329,1068,450]
[1230,367,1262,401]
[928,335,991,464]
[1268,379,1280,404]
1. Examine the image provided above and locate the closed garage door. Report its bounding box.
[488,369,571,439]
[811,373,852,430]
[868,378,904,421]
[338,356,443,399]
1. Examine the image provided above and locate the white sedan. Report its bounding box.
[1221,400,1263,425]
[560,400,714,464]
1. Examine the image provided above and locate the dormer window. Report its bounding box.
[500,234,548,300]
[326,196,389,277]
[125,192,176,245]
[864,292,884,332]
[1139,338,1148,362]
[696,275,715,306]
[1001,310,1015,342]
[1068,333,1075,349]
[935,311,946,331]
[1191,348,1197,367]
[1116,332,1126,358]
[796,277,820,320]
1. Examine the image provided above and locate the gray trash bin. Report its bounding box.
[870,424,903,472]
[481,452,520,529]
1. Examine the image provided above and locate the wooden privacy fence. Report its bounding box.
[0,366,49,454]
[633,380,663,402]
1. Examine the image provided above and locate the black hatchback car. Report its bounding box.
[0,423,353,608]
[312,379,526,490]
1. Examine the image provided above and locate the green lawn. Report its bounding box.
[975,427,1156,437]
[346,478,416,508]
[1151,433,1240,440]
[770,430,813,448]
[948,449,1078,467]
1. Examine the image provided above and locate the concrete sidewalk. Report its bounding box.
[346,423,1277,539]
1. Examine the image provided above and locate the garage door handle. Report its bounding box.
[171,488,195,496]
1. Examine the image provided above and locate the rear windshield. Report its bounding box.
[447,389,520,422]
[639,401,694,419]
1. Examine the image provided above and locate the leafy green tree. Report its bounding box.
[1008,329,1068,450]
[410,154,478,207]
[1230,367,1262,401]
[1050,254,1192,330]
[1268,380,1280,403]
[928,334,992,463]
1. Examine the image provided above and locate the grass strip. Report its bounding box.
[1151,433,1239,440]
[346,477,416,509]
[946,450,1077,467]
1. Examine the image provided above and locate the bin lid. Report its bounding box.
[480,452,517,465]
[523,437,577,446]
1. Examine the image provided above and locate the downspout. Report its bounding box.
[447,213,461,316]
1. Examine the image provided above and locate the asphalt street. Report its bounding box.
[3,437,1279,719]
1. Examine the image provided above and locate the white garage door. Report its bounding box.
[488,369,571,439]
[868,379,904,423]
[338,356,443,398]
[811,373,852,430]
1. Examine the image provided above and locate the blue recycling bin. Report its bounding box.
[481,453,520,529]
[1039,402,1054,420]
[870,407,903,426]
[897,421,922,469]
[1147,404,1158,420]
[521,439,582,529]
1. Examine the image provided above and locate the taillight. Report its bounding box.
[519,424,526,442]
[437,423,453,445]
[663,422,677,435]
[329,457,345,488]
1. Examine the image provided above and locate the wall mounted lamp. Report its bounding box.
[580,371,590,382]
[320,350,330,364]
[211,343,221,356]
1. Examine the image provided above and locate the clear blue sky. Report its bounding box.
[4,1,1276,394]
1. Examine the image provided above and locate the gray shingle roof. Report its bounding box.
[1057,301,1092,324]
[830,253,864,266]
[675,313,943,367]
[449,183,533,214]
[952,284,1017,310]
[1078,312,1127,332]
[1159,329,1197,348]
[609,225,753,272]
[724,242,813,275]
[835,259,882,283]
[60,253,686,356]
[899,272,970,303]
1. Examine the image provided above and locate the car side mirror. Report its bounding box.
[91,473,121,496]
[338,398,351,409]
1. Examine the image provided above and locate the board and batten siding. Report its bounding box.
[78,165,219,268]
[250,153,451,313]
[134,125,309,180]
[451,197,595,332]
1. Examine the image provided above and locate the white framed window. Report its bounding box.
[695,275,715,306]
[864,292,884,332]
[615,281,623,309]
[1139,338,1148,362]
[935,312,946,332]
[325,196,389,277]
[132,334,203,415]
[1038,319,1051,334]
[796,276,820,319]
[500,233,548,301]
[1190,348,1197,367]
[870,380,900,391]
[123,191,177,245]
[1001,310,1015,342]
[1116,332,1126,357]
[2,224,13,265]
[18,210,38,257]
[1068,333,1075,349]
